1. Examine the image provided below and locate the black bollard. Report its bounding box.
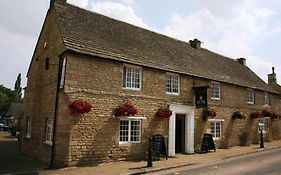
[260,128,264,148]
[147,137,153,167]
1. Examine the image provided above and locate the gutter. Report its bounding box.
[49,55,64,168]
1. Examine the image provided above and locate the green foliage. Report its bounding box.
[0,83,22,116]
[14,73,22,98]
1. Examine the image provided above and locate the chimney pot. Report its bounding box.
[237,58,246,66]
[189,39,201,49]
[268,67,277,84]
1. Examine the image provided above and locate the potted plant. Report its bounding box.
[69,100,93,116]
[232,111,246,120]
[202,108,216,121]
[114,100,138,117]
[155,106,172,118]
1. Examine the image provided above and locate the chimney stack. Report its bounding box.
[50,0,67,8]
[189,39,201,49]
[237,58,246,66]
[268,67,277,84]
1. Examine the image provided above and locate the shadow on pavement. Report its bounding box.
[0,132,47,174]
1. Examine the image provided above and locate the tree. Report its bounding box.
[0,84,21,116]
[14,73,22,98]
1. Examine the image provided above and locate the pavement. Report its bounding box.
[1,131,281,175]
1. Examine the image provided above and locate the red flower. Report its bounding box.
[155,107,172,118]
[270,113,280,120]
[250,111,262,119]
[203,108,217,121]
[114,101,138,117]
[69,100,93,116]
[261,108,272,118]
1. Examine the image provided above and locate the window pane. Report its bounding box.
[123,66,141,89]
[166,74,179,94]
[211,82,220,99]
[120,120,129,142]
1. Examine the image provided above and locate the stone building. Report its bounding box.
[21,0,281,167]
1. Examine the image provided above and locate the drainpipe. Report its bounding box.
[50,55,64,168]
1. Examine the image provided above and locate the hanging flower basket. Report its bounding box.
[232,111,246,119]
[202,108,216,121]
[250,111,262,119]
[69,100,93,116]
[114,100,138,117]
[155,106,172,118]
[261,108,273,118]
[270,113,281,120]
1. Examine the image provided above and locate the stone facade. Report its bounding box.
[21,1,281,167]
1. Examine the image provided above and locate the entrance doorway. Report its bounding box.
[175,114,185,153]
[168,104,194,156]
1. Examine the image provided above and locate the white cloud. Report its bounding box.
[158,0,278,82]
[0,29,34,89]
[90,1,148,28]
[67,0,89,8]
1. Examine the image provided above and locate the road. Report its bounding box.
[149,147,281,175]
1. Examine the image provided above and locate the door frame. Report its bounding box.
[168,104,195,156]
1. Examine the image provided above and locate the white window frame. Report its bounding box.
[259,117,269,133]
[119,119,141,144]
[166,73,180,95]
[45,118,54,145]
[210,82,220,100]
[122,65,142,91]
[209,119,224,140]
[264,94,270,106]
[247,89,255,104]
[26,117,32,138]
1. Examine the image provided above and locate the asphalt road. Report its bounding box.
[149,147,281,175]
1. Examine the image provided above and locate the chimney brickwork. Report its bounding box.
[268,67,277,84]
[189,39,201,49]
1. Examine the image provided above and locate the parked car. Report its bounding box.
[0,123,4,131]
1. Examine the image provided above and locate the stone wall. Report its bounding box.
[52,53,281,166]
[21,7,66,164]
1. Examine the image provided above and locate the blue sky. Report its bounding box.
[1,0,281,89]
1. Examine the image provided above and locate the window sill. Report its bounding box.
[213,137,221,140]
[25,136,31,139]
[211,97,220,100]
[247,102,254,105]
[119,142,141,146]
[44,141,53,146]
[122,87,141,91]
[166,92,180,96]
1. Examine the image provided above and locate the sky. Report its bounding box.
[1,0,281,89]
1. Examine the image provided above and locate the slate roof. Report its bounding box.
[53,3,276,93]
